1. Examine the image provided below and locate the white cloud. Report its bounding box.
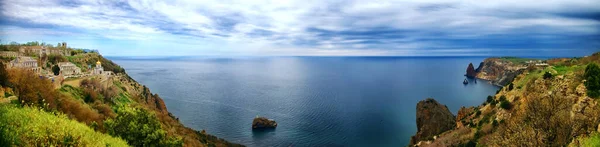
[1,0,598,56]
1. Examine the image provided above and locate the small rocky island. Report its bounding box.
[252,116,278,129]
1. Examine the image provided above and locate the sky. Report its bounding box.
[0,0,599,57]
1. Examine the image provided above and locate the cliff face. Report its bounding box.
[473,58,526,86]
[410,98,456,145]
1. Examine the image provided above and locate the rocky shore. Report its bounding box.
[411,53,600,146]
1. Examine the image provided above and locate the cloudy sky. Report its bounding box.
[0,0,599,56]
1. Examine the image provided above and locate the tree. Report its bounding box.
[543,72,553,79]
[584,63,600,98]
[0,62,8,87]
[8,68,58,109]
[508,83,514,91]
[105,107,182,146]
[52,65,60,76]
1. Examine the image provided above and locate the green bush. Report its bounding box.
[0,62,7,87]
[584,63,600,98]
[500,100,511,110]
[581,132,600,147]
[543,71,553,79]
[508,83,514,91]
[486,95,494,103]
[52,65,60,76]
[105,106,182,147]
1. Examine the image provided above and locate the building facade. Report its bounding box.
[58,62,82,77]
[93,60,104,75]
[19,46,69,56]
[0,51,18,58]
[10,56,40,73]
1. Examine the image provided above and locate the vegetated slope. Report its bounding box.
[0,50,243,146]
[0,104,129,146]
[413,52,600,146]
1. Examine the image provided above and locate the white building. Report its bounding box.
[10,56,40,73]
[93,60,104,75]
[58,62,82,77]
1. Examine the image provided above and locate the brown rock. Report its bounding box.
[410,98,456,146]
[466,63,477,78]
[252,117,277,129]
[456,106,474,128]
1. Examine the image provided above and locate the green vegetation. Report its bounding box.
[543,71,553,79]
[0,62,7,87]
[507,83,514,91]
[52,65,60,75]
[498,57,539,64]
[581,133,600,147]
[105,106,182,146]
[59,85,85,100]
[584,63,600,98]
[498,95,511,110]
[0,104,129,146]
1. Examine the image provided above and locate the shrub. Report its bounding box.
[105,106,182,146]
[52,65,60,76]
[486,95,494,103]
[581,133,600,147]
[508,83,514,91]
[584,63,600,98]
[8,69,58,109]
[0,62,8,87]
[500,100,511,110]
[543,71,553,79]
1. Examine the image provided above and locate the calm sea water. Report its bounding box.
[110,57,500,146]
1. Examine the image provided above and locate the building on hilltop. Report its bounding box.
[93,60,104,75]
[0,51,18,58]
[58,62,82,77]
[19,46,69,56]
[9,56,40,73]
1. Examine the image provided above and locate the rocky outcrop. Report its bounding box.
[472,58,526,86]
[410,98,456,145]
[466,63,477,78]
[252,117,277,129]
[456,106,475,128]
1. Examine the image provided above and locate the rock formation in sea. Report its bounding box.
[410,98,456,145]
[252,117,278,129]
[466,63,477,78]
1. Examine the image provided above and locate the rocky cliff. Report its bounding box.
[470,58,527,86]
[410,98,456,146]
[412,52,600,146]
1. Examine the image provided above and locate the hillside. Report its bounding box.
[0,44,243,147]
[0,104,129,146]
[412,52,600,146]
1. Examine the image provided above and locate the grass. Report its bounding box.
[114,92,133,106]
[59,85,85,100]
[580,133,600,146]
[0,104,129,146]
[552,65,585,75]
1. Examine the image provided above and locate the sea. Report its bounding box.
[110,56,500,147]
